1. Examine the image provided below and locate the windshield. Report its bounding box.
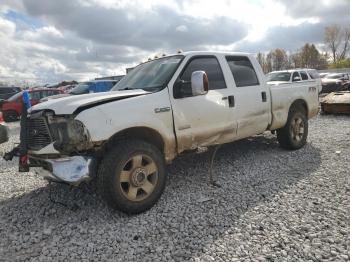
[69,83,91,95]
[325,74,343,79]
[8,91,23,101]
[112,55,183,92]
[266,72,291,82]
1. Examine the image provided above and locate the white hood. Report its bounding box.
[30,89,149,115]
[267,81,290,86]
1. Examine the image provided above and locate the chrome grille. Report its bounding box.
[26,117,52,150]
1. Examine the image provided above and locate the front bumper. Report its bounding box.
[29,155,96,185]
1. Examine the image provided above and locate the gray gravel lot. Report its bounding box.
[0,114,349,261]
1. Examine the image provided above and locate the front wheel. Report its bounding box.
[97,140,166,214]
[277,107,308,150]
[3,110,18,122]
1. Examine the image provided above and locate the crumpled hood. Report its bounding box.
[30,89,150,115]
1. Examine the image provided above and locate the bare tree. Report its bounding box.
[256,52,270,73]
[267,48,288,71]
[339,26,350,60]
[324,24,350,63]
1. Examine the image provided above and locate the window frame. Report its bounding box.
[173,55,227,99]
[225,55,260,87]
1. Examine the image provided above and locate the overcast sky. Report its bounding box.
[0,0,349,85]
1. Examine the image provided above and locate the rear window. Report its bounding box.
[308,70,320,79]
[226,56,259,87]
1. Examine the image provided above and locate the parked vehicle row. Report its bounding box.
[0,86,22,100]
[266,69,322,93]
[40,80,120,102]
[321,73,350,93]
[0,88,63,122]
[11,51,320,214]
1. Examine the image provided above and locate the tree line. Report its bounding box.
[257,24,350,73]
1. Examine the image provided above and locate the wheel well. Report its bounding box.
[104,127,165,153]
[289,99,308,116]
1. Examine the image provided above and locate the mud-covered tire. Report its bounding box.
[3,110,18,122]
[277,106,308,150]
[97,140,166,214]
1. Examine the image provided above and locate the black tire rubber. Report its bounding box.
[97,139,166,214]
[3,110,18,122]
[277,106,308,150]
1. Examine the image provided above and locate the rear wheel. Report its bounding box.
[3,110,18,122]
[97,140,166,214]
[277,107,308,150]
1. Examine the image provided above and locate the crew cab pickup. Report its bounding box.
[18,51,319,214]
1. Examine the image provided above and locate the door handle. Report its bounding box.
[261,92,267,102]
[228,95,235,107]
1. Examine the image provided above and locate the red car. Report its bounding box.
[1,88,63,122]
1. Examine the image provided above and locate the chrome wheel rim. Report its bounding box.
[290,116,304,142]
[119,154,158,202]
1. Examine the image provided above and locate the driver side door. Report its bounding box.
[169,55,237,153]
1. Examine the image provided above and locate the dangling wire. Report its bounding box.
[208,145,222,187]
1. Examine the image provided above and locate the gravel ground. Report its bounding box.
[0,114,349,261]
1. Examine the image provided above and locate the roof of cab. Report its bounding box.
[180,50,252,57]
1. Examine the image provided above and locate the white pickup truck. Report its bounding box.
[20,51,319,213]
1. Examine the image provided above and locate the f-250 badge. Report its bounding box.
[155,107,171,113]
[309,86,317,92]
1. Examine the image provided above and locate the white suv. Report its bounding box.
[266,69,322,93]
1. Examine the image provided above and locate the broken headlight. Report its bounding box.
[48,116,91,153]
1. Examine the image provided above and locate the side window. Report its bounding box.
[225,56,259,87]
[29,91,41,100]
[175,57,227,98]
[300,71,309,80]
[292,72,301,81]
[41,90,48,98]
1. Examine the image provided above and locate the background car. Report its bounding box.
[319,73,329,78]
[266,68,322,93]
[1,88,63,122]
[321,73,350,93]
[0,86,21,100]
[0,86,22,109]
[40,80,120,102]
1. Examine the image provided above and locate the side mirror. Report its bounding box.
[293,76,301,82]
[191,71,209,96]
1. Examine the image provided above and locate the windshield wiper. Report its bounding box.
[142,85,163,91]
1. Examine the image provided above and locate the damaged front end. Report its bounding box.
[6,109,97,185]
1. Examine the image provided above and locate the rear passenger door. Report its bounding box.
[224,56,271,139]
